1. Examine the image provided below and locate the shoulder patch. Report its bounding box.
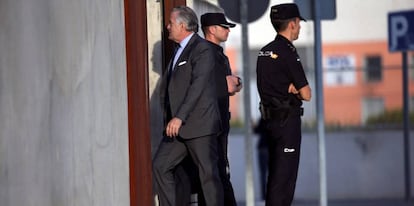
[258,51,278,59]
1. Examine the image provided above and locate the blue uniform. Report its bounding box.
[256,34,309,206]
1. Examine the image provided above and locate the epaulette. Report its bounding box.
[287,43,296,52]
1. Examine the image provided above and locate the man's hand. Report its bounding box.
[226,75,242,96]
[288,83,311,101]
[288,83,298,94]
[165,117,183,137]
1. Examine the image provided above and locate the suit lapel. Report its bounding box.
[173,34,199,70]
[163,34,201,94]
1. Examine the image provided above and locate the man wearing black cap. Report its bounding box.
[200,12,242,206]
[172,12,241,206]
[256,3,311,206]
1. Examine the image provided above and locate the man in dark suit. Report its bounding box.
[153,6,224,206]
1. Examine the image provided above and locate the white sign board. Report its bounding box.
[324,55,356,86]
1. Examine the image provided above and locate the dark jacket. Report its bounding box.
[160,34,221,139]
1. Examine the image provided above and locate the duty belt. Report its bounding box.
[259,103,303,126]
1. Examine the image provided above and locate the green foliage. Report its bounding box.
[366,109,414,125]
[231,109,413,132]
[230,118,244,128]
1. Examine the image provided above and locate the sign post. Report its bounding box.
[295,0,336,205]
[388,10,414,52]
[388,10,414,201]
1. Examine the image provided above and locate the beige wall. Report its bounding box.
[0,0,130,205]
[147,0,164,156]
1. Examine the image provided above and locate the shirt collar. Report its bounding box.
[179,33,194,49]
[275,34,289,43]
[276,34,296,51]
[207,41,224,52]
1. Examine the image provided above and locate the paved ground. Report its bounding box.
[228,131,414,206]
[237,199,414,206]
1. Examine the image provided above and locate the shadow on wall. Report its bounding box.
[150,40,164,158]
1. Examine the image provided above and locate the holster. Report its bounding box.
[259,97,303,126]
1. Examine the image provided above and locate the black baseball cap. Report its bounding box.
[270,3,306,21]
[201,13,236,28]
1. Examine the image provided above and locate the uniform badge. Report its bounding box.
[258,51,278,59]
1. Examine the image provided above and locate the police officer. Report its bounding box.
[256,3,311,206]
[174,12,242,206]
[201,12,242,206]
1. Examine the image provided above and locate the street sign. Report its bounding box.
[218,0,269,23]
[294,0,336,20]
[388,10,414,52]
[388,9,414,201]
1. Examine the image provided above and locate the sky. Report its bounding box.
[225,0,414,48]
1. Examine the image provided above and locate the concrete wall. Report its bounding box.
[147,0,164,157]
[0,0,130,205]
[228,130,414,202]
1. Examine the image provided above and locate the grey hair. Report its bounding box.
[172,6,199,33]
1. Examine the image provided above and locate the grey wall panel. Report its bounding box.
[0,0,130,206]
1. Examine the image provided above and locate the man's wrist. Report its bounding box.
[236,77,242,86]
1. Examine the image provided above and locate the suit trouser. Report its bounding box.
[182,115,236,206]
[153,134,224,206]
[174,157,195,205]
[265,115,301,206]
[196,125,237,206]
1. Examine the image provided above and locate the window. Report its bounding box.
[410,96,414,112]
[410,53,414,80]
[361,97,384,124]
[364,55,382,82]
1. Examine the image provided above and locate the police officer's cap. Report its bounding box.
[201,13,236,28]
[270,3,306,21]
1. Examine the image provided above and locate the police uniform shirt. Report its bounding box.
[209,41,232,122]
[256,34,308,107]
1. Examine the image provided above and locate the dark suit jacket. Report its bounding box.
[160,34,221,139]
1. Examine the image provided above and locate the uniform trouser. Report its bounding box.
[265,114,301,206]
[153,135,224,206]
[216,122,237,206]
[258,145,269,200]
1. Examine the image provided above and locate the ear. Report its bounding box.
[208,25,216,34]
[178,22,186,31]
[289,20,297,30]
